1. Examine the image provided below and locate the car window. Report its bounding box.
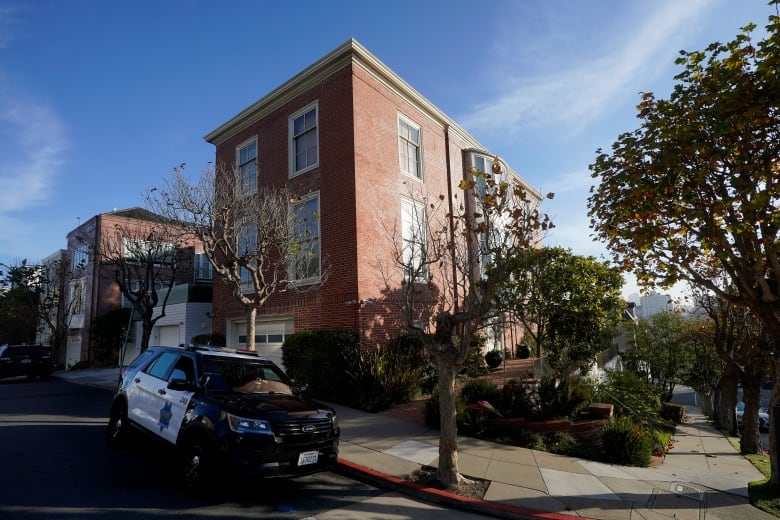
[169,356,195,383]
[201,358,292,394]
[145,352,179,380]
[127,349,157,372]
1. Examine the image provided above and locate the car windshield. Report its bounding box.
[201,357,293,395]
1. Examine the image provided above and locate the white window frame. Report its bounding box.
[289,192,321,284]
[401,198,428,282]
[288,102,319,177]
[237,137,258,195]
[72,244,89,270]
[398,114,422,180]
[123,238,175,264]
[69,278,85,315]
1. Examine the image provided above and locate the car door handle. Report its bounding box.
[157,388,166,395]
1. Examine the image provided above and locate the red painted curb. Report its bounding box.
[336,458,594,520]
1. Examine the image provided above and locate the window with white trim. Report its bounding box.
[290,193,320,282]
[194,253,212,280]
[238,223,257,294]
[123,238,175,264]
[398,115,422,179]
[72,244,89,270]
[237,138,258,195]
[69,278,85,315]
[289,103,318,176]
[401,198,428,282]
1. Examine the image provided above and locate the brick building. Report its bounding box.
[204,39,542,366]
[61,208,212,368]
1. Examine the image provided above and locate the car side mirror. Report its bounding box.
[168,378,195,392]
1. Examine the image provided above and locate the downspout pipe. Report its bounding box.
[443,125,459,313]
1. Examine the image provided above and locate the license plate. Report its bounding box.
[297,450,319,466]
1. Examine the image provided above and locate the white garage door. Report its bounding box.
[157,325,180,347]
[237,319,294,369]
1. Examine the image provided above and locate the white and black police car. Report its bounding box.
[106,345,339,488]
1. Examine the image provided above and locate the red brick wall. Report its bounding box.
[211,62,484,348]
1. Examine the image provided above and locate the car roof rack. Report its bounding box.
[180,344,260,357]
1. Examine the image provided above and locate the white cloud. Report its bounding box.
[0,95,68,212]
[460,0,710,137]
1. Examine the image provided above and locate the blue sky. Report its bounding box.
[0,0,774,298]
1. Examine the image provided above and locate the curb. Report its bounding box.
[335,459,592,520]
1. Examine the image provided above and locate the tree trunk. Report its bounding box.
[693,388,714,417]
[740,381,762,454]
[435,352,460,490]
[140,321,152,352]
[716,367,739,435]
[245,306,257,351]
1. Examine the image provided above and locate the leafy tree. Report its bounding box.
[148,164,323,351]
[495,246,624,374]
[90,308,131,364]
[0,260,41,345]
[622,312,695,402]
[588,15,780,486]
[383,160,553,490]
[692,286,770,453]
[679,315,723,419]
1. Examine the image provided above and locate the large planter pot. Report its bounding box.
[485,350,504,369]
[516,344,531,359]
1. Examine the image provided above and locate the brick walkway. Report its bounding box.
[377,357,535,427]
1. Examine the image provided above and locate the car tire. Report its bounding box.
[106,402,129,448]
[179,433,213,490]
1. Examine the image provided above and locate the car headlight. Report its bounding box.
[331,413,339,431]
[227,413,273,435]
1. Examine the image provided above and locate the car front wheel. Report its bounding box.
[179,433,213,490]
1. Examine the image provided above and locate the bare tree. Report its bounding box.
[382,161,553,490]
[36,255,84,362]
[147,163,323,351]
[95,218,190,352]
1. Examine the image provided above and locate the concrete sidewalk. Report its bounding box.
[57,368,773,519]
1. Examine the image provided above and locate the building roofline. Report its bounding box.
[203,39,541,200]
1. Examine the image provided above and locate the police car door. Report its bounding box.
[156,354,196,444]
[132,351,179,435]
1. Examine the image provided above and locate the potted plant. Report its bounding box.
[485,350,503,369]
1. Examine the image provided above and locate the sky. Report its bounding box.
[0,0,775,300]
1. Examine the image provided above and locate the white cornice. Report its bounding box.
[203,39,538,197]
[205,39,483,149]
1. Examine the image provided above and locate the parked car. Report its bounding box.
[0,344,54,379]
[106,345,339,488]
[735,402,770,432]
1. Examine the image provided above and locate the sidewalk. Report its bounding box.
[57,368,774,520]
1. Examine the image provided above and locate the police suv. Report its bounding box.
[106,345,340,487]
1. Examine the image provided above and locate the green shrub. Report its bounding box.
[281,330,358,404]
[544,431,580,456]
[458,336,490,379]
[660,402,685,423]
[498,378,535,418]
[424,388,468,430]
[593,370,663,428]
[460,378,501,405]
[344,340,427,412]
[601,416,654,467]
